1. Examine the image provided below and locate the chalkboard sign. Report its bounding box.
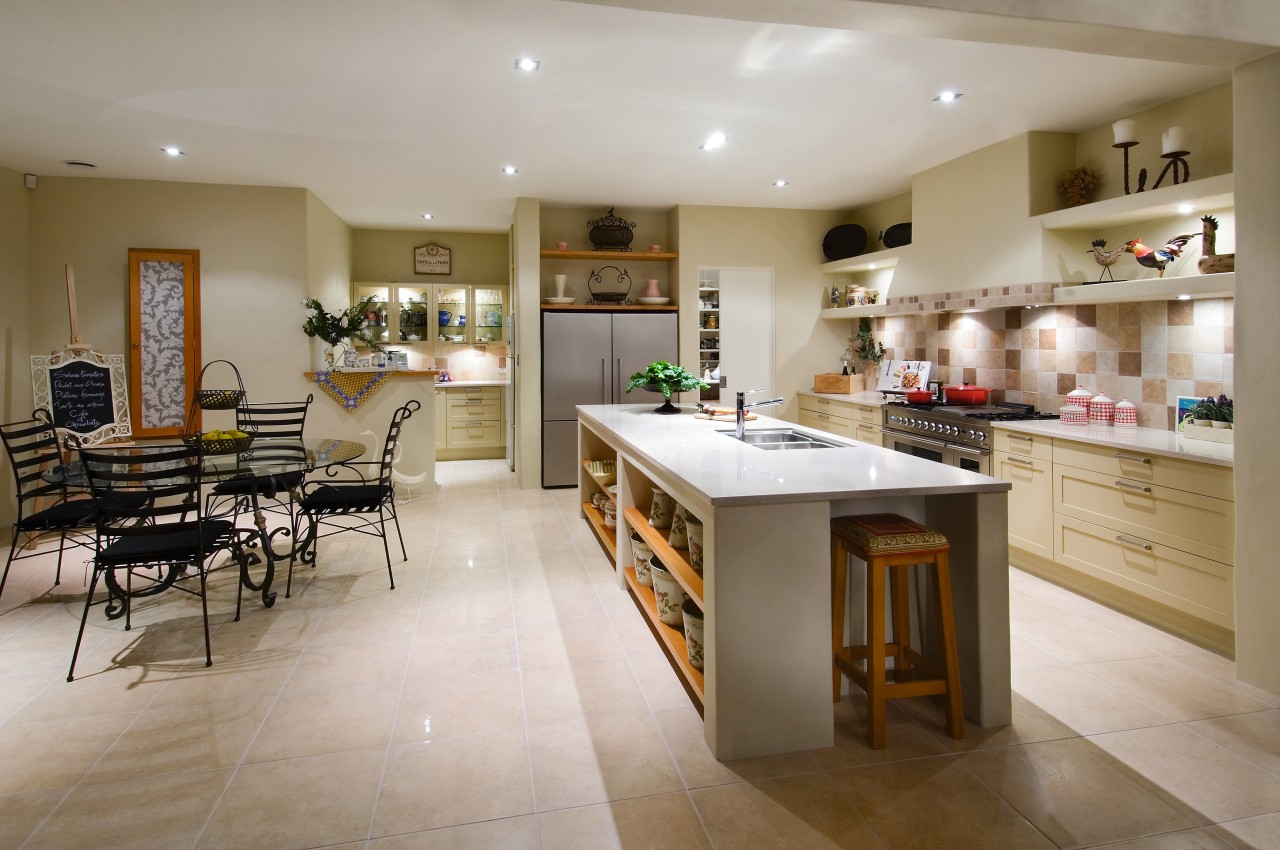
[32,350,132,445]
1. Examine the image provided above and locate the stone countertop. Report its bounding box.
[796,389,889,406]
[993,419,1234,467]
[434,379,510,387]
[577,403,1009,507]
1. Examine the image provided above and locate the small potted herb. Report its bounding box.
[626,361,709,414]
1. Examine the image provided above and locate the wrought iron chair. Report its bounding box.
[204,395,314,525]
[290,399,419,598]
[68,442,250,682]
[1,408,94,603]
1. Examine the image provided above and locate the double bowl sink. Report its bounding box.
[718,428,849,450]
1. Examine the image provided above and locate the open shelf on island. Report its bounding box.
[583,502,616,563]
[623,507,703,609]
[623,566,704,711]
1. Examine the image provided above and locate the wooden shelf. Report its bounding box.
[1053,272,1234,305]
[624,566,704,710]
[820,246,907,275]
[583,502,617,564]
[819,304,888,320]
[540,303,677,312]
[540,249,678,261]
[1037,173,1233,231]
[623,507,702,609]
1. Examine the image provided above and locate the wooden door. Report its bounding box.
[128,249,201,437]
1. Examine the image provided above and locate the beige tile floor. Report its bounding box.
[1,458,1278,849]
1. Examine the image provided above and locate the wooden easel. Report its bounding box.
[61,264,93,354]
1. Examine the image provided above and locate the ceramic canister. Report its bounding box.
[1089,392,1115,424]
[667,504,688,548]
[1066,385,1093,406]
[603,499,617,529]
[1114,398,1137,427]
[650,556,689,626]
[682,598,704,670]
[685,513,704,573]
[630,532,654,586]
[1059,404,1087,425]
[649,487,674,529]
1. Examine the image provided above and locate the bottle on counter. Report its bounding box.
[830,285,839,307]
[841,360,850,376]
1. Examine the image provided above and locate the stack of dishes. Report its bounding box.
[637,297,670,305]
[543,296,576,304]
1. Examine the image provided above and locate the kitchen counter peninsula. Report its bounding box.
[576,404,1012,759]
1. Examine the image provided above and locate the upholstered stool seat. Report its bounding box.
[831,513,964,748]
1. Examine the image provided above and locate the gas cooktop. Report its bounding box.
[883,401,1059,422]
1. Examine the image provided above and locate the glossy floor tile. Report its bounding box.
[1,458,1277,849]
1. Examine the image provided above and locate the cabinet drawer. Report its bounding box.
[444,420,503,448]
[1052,440,1233,501]
[994,429,1052,461]
[798,409,855,438]
[995,451,1053,559]
[799,395,855,417]
[853,422,881,445]
[1054,514,1233,630]
[446,395,503,421]
[1053,464,1234,565]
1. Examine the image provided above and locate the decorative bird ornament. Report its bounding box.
[1197,215,1235,274]
[1085,239,1127,282]
[1124,233,1197,277]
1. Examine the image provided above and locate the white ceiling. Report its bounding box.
[0,0,1240,232]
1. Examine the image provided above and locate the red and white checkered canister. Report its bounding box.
[1114,398,1137,427]
[1089,393,1115,424]
[1059,404,1087,425]
[1066,385,1093,408]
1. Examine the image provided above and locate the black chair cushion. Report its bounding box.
[212,471,304,499]
[300,484,388,513]
[98,519,236,566]
[18,499,95,531]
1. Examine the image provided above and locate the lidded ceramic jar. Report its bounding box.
[1059,404,1087,425]
[1089,392,1115,424]
[1114,398,1137,427]
[1066,385,1093,407]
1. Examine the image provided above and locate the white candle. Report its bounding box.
[1112,119,1136,145]
[1162,126,1186,154]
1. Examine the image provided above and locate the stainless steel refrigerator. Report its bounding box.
[541,310,677,487]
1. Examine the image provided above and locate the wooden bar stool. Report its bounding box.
[831,513,964,748]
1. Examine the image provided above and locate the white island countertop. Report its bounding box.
[577,403,1009,506]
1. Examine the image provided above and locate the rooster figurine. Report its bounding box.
[1086,239,1126,282]
[1124,233,1197,277]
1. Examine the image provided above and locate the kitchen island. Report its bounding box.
[577,404,1012,759]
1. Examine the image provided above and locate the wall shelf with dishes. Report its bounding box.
[353,282,507,349]
[540,249,678,262]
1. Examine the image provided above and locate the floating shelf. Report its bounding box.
[540,304,677,312]
[540,249,678,261]
[820,246,908,275]
[1038,173,1233,231]
[1053,272,1234,305]
[819,304,888,320]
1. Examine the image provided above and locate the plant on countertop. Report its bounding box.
[849,317,886,372]
[626,360,710,414]
[1191,394,1233,425]
[302,296,382,350]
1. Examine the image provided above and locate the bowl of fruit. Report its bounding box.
[183,428,255,456]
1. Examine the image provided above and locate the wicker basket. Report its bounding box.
[183,432,255,456]
[194,388,246,410]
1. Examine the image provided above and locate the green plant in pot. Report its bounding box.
[626,361,709,414]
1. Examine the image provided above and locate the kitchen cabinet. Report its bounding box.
[993,431,1053,561]
[353,282,506,350]
[697,269,720,402]
[434,388,446,450]
[795,393,881,445]
[436,385,505,460]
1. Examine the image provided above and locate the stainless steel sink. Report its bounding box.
[718,428,848,450]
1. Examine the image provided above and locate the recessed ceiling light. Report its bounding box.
[868,264,877,270]
[772,180,788,188]
[1177,203,1195,214]
[700,132,727,151]
[421,213,434,220]
[932,91,963,103]
[162,146,185,156]
[1177,294,1192,300]
[64,160,97,169]
[501,165,518,175]
[514,57,540,72]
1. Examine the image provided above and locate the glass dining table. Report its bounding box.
[46,437,366,611]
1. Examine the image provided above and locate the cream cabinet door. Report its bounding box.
[995,450,1053,559]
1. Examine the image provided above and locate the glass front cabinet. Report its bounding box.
[352,282,506,350]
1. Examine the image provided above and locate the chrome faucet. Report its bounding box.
[736,389,784,440]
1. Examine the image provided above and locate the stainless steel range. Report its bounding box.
[881,401,1058,475]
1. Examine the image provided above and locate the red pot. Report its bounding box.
[942,385,993,405]
[904,389,935,404]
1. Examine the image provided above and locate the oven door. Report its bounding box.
[882,429,991,475]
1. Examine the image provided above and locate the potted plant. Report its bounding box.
[302,295,382,369]
[626,360,709,414]
[850,317,886,372]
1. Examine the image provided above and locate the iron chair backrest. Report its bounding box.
[375,398,421,489]
[235,395,313,438]
[77,443,206,542]
[2,408,66,503]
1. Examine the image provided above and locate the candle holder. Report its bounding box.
[1112,141,1139,195]
[1151,151,1190,190]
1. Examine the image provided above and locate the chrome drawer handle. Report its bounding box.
[468,422,483,427]
[1007,456,1035,466]
[1114,452,1151,464]
[818,413,830,420]
[1115,534,1153,551]
[1115,479,1152,493]
[1010,434,1033,443]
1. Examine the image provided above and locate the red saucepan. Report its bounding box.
[941,384,994,405]
[904,389,935,404]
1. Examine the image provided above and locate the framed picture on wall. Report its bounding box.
[414,242,451,275]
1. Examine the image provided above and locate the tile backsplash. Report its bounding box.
[872,298,1232,429]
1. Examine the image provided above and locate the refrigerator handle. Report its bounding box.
[615,358,622,404]
[601,359,607,405]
